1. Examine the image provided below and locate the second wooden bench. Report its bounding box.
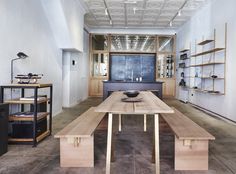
[160,107,215,170]
[54,107,105,167]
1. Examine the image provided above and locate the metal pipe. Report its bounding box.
[11,57,22,84]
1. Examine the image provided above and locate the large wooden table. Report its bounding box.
[95,91,174,174]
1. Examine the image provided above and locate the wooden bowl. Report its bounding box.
[123,90,140,98]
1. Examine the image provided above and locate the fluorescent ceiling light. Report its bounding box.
[178,10,182,16]
[124,0,137,4]
[105,8,108,15]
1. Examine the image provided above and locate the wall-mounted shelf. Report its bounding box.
[180,49,190,53]
[183,76,224,80]
[198,39,214,45]
[191,48,225,57]
[178,23,227,96]
[191,88,224,95]
[189,62,225,67]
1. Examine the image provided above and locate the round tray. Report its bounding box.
[121,97,143,102]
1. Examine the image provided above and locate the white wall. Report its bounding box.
[41,0,86,51]
[62,31,90,108]
[0,0,88,115]
[0,0,63,115]
[176,0,236,121]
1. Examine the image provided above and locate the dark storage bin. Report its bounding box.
[11,118,47,138]
[0,104,9,156]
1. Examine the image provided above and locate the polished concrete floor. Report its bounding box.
[0,98,236,174]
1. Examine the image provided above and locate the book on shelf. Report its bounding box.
[19,96,46,101]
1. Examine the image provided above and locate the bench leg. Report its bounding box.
[175,136,209,170]
[106,113,113,174]
[59,136,94,167]
[154,114,160,174]
[118,114,122,132]
[144,114,147,132]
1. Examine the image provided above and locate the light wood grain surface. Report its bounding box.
[2,84,52,88]
[55,107,105,138]
[95,91,174,114]
[161,108,215,140]
[4,98,49,104]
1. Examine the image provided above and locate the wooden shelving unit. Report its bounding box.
[189,62,225,67]
[188,23,227,95]
[0,84,53,147]
[9,112,49,121]
[5,98,49,104]
[178,44,191,91]
[191,48,225,57]
[198,39,214,45]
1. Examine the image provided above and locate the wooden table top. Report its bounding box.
[95,91,174,114]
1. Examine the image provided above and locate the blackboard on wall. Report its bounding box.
[110,54,156,82]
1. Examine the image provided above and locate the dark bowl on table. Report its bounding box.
[123,90,140,98]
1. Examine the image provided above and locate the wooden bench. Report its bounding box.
[54,107,105,167]
[160,107,215,170]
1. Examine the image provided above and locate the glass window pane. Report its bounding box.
[100,54,108,76]
[157,55,165,78]
[91,53,108,77]
[111,35,156,52]
[157,54,174,78]
[158,37,174,52]
[110,54,155,82]
[92,35,108,50]
[92,54,99,76]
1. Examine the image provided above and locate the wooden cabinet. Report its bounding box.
[89,78,107,96]
[157,78,176,98]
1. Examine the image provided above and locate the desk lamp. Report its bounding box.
[11,52,29,84]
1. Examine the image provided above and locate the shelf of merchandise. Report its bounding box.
[9,112,50,122]
[191,48,225,57]
[189,24,227,95]
[0,84,53,147]
[189,62,225,67]
[179,45,191,96]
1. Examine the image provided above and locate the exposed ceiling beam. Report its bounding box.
[140,0,147,24]
[124,3,128,27]
[154,0,169,25]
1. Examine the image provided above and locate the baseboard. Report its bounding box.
[189,102,236,125]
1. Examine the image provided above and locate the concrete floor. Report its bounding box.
[0,97,236,174]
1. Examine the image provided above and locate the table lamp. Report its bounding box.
[11,52,29,84]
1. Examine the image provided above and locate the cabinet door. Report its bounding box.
[89,78,105,96]
[157,78,176,98]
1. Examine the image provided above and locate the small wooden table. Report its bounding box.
[95,91,174,174]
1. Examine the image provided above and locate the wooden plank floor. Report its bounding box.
[0,97,236,174]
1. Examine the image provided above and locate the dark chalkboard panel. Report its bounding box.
[110,54,156,82]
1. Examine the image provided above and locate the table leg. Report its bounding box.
[154,114,160,174]
[118,114,122,132]
[144,114,147,132]
[106,113,113,174]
